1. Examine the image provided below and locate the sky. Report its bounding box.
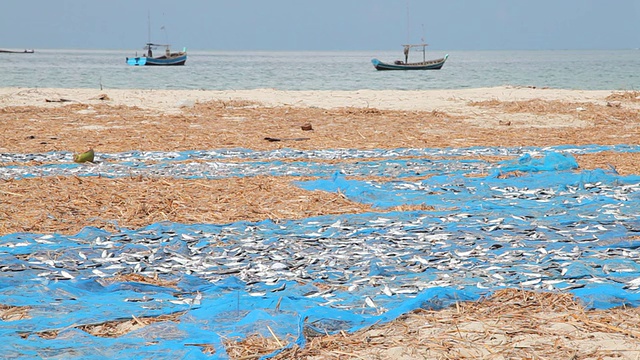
[1,0,638,51]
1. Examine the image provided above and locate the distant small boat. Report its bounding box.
[126,13,187,66]
[126,43,187,66]
[0,49,34,54]
[372,44,447,71]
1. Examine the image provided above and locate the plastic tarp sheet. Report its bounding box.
[1,146,640,359]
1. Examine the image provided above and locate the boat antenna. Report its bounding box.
[161,12,169,45]
[147,10,151,44]
[162,26,168,45]
[406,1,410,44]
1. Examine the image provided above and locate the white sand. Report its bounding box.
[0,86,628,129]
[0,86,618,111]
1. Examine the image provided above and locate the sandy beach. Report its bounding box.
[0,85,623,115]
[1,86,640,359]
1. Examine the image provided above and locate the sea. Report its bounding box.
[0,48,638,91]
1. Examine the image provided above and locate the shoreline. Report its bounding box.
[0,86,621,113]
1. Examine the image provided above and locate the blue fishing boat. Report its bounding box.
[127,43,187,66]
[372,44,448,71]
[126,13,187,66]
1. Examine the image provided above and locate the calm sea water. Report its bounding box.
[0,49,638,91]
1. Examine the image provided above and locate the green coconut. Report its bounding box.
[73,149,95,163]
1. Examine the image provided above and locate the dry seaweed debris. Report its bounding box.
[190,99,262,111]
[106,273,180,289]
[230,289,640,360]
[469,97,640,121]
[496,170,527,179]
[0,304,31,321]
[467,98,640,146]
[76,311,184,338]
[468,98,612,115]
[0,101,458,153]
[23,311,186,340]
[224,333,297,360]
[605,90,640,103]
[1,99,639,155]
[575,151,640,176]
[0,175,376,236]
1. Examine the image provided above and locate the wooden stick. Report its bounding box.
[267,325,283,348]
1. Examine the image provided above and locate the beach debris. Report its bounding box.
[264,137,310,142]
[73,149,95,163]
[91,94,110,101]
[76,108,96,115]
[177,99,195,108]
[0,304,31,321]
[301,123,313,131]
[45,98,74,103]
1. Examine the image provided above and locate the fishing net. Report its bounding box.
[2,146,640,358]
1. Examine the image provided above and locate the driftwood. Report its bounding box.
[264,137,310,142]
[45,98,75,103]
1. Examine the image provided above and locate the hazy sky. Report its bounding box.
[1,0,638,51]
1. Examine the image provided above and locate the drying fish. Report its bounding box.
[2,145,640,356]
[364,297,377,308]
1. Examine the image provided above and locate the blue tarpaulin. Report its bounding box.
[1,147,640,359]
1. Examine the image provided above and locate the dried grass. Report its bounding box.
[77,311,184,338]
[0,101,460,153]
[224,333,296,360]
[239,289,640,360]
[108,273,180,289]
[496,170,527,179]
[25,311,186,340]
[1,98,638,155]
[0,175,375,236]
[470,97,640,124]
[576,151,640,175]
[605,90,640,102]
[0,304,31,321]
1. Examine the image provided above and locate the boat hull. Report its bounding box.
[0,49,34,54]
[126,57,147,66]
[372,54,448,70]
[126,53,187,66]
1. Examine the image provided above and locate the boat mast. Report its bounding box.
[406,1,410,45]
[405,1,410,63]
[421,24,426,62]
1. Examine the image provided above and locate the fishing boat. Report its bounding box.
[126,13,187,66]
[371,44,448,71]
[126,43,187,66]
[0,49,34,54]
